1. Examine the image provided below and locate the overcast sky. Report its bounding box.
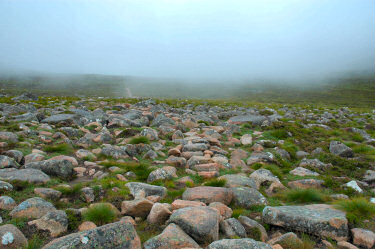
[0,0,374,80]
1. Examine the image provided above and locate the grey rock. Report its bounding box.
[0,155,19,169]
[0,180,13,191]
[28,210,68,237]
[0,168,50,183]
[0,132,18,143]
[0,196,16,211]
[229,114,267,126]
[10,197,56,219]
[167,206,220,244]
[262,204,348,241]
[207,238,273,249]
[25,159,74,179]
[3,150,23,164]
[41,114,78,126]
[238,215,268,242]
[218,174,257,188]
[330,141,354,158]
[147,166,177,183]
[220,218,247,238]
[0,224,28,249]
[125,182,167,198]
[42,221,141,249]
[231,187,268,208]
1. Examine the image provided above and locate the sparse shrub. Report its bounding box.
[128,136,150,144]
[83,203,116,226]
[334,198,375,224]
[282,189,326,204]
[203,178,226,187]
[43,143,73,154]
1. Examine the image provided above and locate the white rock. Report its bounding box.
[344,180,363,193]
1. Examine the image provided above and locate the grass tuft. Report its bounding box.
[83,203,117,226]
[334,198,375,224]
[282,188,327,204]
[203,178,226,187]
[128,136,150,144]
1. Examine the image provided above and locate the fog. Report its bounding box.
[0,0,375,81]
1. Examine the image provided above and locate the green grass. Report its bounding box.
[55,183,83,197]
[334,198,375,224]
[82,203,117,226]
[24,234,46,249]
[43,143,73,154]
[128,136,150,144]
[203,178,226,187]
[281,188,327,204]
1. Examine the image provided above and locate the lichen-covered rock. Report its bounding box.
[209,202,232,220]
[25,159,74,179]
[207,238,273,249]
[0,180,13,191]
[125,182,167,199]
[0,168,50,183]
[0,196,16,211]
[218,174,257,188]
[262,204,348,241]
[249,168,280,189]
[290,167,320,177]
[0,224,28,249]
[0,132,18,143]
[41,114,78,126]
[238,215,268,242]
[34,187,62,200]
[147,166,177,183]
[220,218,247,238]
[10,197,56,219]
[0,155,19,169]
[144,223,200,249]
[28,210,68,237]
[42,220,141,249]
[231,187,267,208]
[167,206,220,244]
[3,150,23,164]
[182,186,233,205]
[330,141,354,158]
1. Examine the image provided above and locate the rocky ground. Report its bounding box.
[1,92,375,248]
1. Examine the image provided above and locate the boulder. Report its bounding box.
[207,238,273,249]
[42,221,141,249]
[34,188,62,200]
[10,197,56,219]
[125,182,167,199]
[351,228,375,249]
[231,187,268,208]
[262,204,348,241]
[0,224,28,249]
[121,198,154,218]
[0,180,13,191]
[288,179,324,189]
[147,166,177,183]
[41,114,78,126]
[220,218,247,238]
[0,196,16,211]
[330,141,354,158]
[147,203,172,225]
[290,167,319,177]
[167,206,220,244]
[218,174,257,188]
[238,215,268,242]
[249,168,280,189]
[28,210,68,237]
[25,159,74,179]
[0,156,19,169]
[0,168,50,183]
[182,186,233,205]
[143,223,200,249]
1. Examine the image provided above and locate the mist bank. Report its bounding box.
[1,71,375,107]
